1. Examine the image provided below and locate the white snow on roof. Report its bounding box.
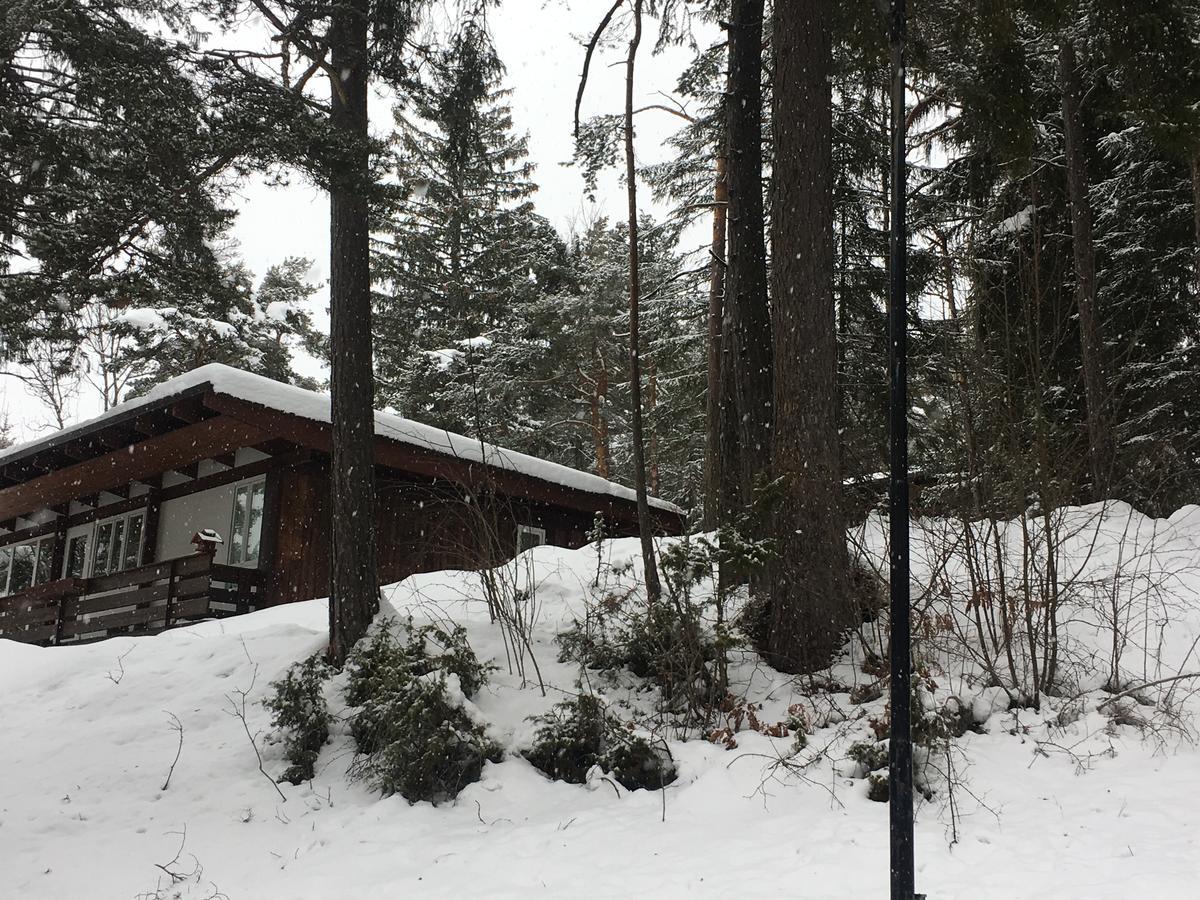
[2,364,681,516]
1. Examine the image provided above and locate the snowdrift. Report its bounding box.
[2,503,1199,899]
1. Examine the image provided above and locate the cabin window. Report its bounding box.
[516,524,546,553]
[229,479,266,566]
[65,534,88,578]
[91,510,147,577]
[0,536,55,596]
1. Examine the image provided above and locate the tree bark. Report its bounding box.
[327,0,380,665]
[1058,36,1114,500]
[765,0,853,673]
[1190,146,1200,299]
[703,142,728,530]
[590,352,611,479]
[623,0,662,603]
[723,0,772,509]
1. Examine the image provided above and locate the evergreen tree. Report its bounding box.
[373,24,547,426]
[766,0,854,672]
[1,0,321,355]
[113,254,321,397]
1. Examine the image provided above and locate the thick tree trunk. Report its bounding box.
[703,143,729,530]
[1190,146,1200,299]
[765,0,853,673]
[327,0,380,665]
[723,0,772,508]
[1058,37,1114,499]
[623,0,662,602]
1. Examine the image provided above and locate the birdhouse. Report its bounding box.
[191,529,224,555]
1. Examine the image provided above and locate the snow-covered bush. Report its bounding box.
[524,694,676,791]
[263,654,332,784]
[558,539,730,720]
[345,620,499,803]
[350,672,501,802]
[846,739,889,778]
[345,616,493,706]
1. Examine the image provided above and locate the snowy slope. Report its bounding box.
[0,362,682,515]
[2,506,1199,899]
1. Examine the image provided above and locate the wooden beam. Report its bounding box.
[0,416,269,523]
[0,450,313,551]
[169,397,205,424]
[258,467,285,606]
[140,476,162,566]
[131,413,173,437]
[173,461,200,481]
[201,393,681,531]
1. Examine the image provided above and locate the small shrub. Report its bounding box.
[849,681,884,705]
[733,593,771,648]
[867,773,889,802]
[263,654,332,784]
[346,617,493,708]
[558,599,722,712]
[345,619,499,803]
[525,694,676,791]
[846,739,889,777]
[350,672,501,802]
[556,623,627,672]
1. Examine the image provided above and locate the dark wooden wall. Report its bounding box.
[263,460,622,607]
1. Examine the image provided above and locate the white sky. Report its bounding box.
[1,0,716,441]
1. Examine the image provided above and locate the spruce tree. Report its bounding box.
[372,24,555,425]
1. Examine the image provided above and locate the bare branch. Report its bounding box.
[575,0,626,138]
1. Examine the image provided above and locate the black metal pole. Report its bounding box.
[887,1,915,899]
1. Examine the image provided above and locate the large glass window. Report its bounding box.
[65,534,88,578]
[0,536,55,596]
[91,511,146,577]
[229,480,266,565]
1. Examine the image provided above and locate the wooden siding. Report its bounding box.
[264,462,628,607]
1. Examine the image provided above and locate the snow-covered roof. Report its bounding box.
[2,364,681,516]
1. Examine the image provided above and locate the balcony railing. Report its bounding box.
[0,552,262,645]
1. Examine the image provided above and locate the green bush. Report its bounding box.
[344,619,499,803]
[346,617,492,708]
[350,672,501,802]
[846,739,889,778]
[263,654,332,784]
[867,773,889,802]
[558,600,721,710]
[524,694,676,791]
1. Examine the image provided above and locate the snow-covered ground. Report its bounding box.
[3,504,1199,899]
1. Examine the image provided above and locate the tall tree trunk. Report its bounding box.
[703,138,729,530]
[1190,146,1200,299]
[623,0,662,603]
[723,0,772,508]
[327,0,380,665]
[648,356,660,496]
[1058,36,1115,500]
[590,352,611,479]
[765,0,853,673]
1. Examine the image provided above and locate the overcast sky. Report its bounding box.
[1,0,716,441]
[0,0,710,444]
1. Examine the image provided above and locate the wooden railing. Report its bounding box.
[0,552,262,645]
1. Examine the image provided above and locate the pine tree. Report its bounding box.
[113,254,321,397]
[765,0,854,672]
[373,24,545,429]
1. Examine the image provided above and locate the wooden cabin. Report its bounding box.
[0,365,684,645]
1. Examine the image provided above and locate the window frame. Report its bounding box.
[0,535,56,597]
[87,508,148,578]
[228,477,267,567]
[516,524,547,553]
